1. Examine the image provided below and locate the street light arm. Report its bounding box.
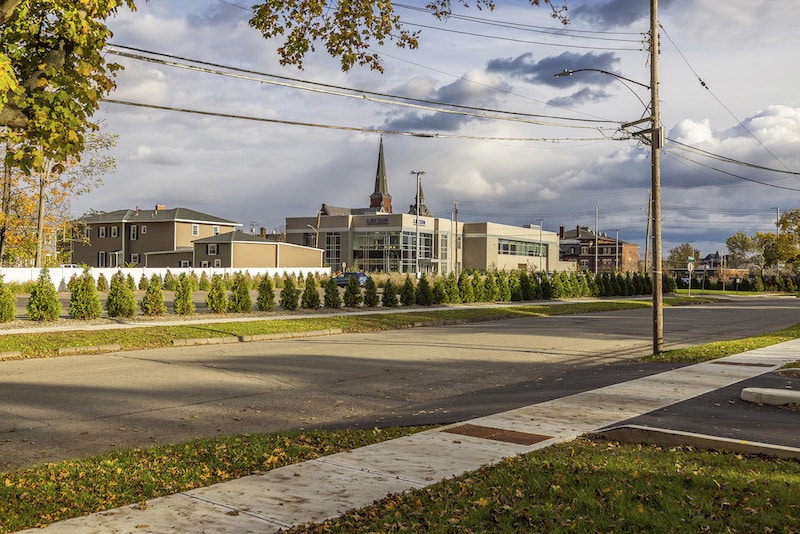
[554,68,650,89]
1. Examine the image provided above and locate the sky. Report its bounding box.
[76,0,800,259]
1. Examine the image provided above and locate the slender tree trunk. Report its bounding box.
[0,160,11,265]
[34,165,52,267]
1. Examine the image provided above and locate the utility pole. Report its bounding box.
[454,200,459,274]
[615,229,620,272]
[650,0,663,354]
[595,205,600,275]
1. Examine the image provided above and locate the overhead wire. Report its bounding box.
[659,23,794,173]
[106,44,622,133]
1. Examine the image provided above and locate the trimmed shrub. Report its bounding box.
[96,273,108,292]
[343,275,363,307]
[302,272,321,310]
[363,276,379,307]
[416,274,433,306]
[0,275,16,322]
[497,271,511,302]
[323,277,341,308]
[207,274,228,314]
[400,275,416,306]
[162,270,177,291]
[27,269,62,321]
[69,268,102,319]
[484,272,499,302]
[279,276,300,310]
[458,272,474,303]
[228,272,253,313]
[432,277,447,305]
[140,275,167,316]
[257,275,276,311]
[198,271,211,291]
[138,274,149,291]
[174,274,195,315]
[381,279,398,307]
[445,272,460,303]
[106,271,137,318]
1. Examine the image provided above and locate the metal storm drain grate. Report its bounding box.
[442,424,552,445]
[709,361,775,368]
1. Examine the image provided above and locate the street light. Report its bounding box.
[554,0,663,354]
[410,170,426,275]
[305,224,319,248]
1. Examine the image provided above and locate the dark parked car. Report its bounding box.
[333,272,369,287]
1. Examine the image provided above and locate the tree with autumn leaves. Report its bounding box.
[725,209,800,276]
[1,0,130,266]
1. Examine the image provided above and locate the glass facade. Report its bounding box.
[498,238,545,257]
[353,230,434,273]
[325,233,341,269]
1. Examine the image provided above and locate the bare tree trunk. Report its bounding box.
[34,165,52,267]
[0,159,11,265]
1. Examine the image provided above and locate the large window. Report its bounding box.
[325,233,341,269]
[353,230,433,273]
[498,238,544,257]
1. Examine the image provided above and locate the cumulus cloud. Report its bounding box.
[486,51,621,88]
[382,69,511,132]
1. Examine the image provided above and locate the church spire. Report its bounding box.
[409,180,432,217]
[369,137,392,213]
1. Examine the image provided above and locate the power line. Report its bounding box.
[106,44,622,132]
[660,23,793,172]
[101,98,619,143]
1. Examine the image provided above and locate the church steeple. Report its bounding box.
[409,181,432,217]
[369,137,392,213]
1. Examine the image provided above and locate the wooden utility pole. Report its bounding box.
[650,0,664,354]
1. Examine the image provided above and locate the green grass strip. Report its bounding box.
[0,300,672,360]
[0,426,431,533]
[644,322,800,364]
[284,438,800,533]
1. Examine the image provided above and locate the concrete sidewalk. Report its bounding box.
[21,340,800,533]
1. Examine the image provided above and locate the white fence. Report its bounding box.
[0,266,331,290]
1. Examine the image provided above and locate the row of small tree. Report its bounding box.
[0,267,673,323]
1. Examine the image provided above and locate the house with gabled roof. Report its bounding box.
[71,205,240,268]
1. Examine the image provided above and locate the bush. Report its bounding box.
[343,275,363,307]
[207,274,228,314]
[106,271,137,318]
[138,274,149,291]
[0,275,16,322]
[163,270,177,291]
[69,268,102,319]
[416,274,433,306]
[323,277,341,308]
[432,277,447,305]
[27,269,62,321]
[363,276,379,307]
[279,276,300,310]
[96,273,108,292]
[484,272,499,302]
[174,274,195,315]
[228,272,253,313]
[300,272,320,309]
[198,271,211,291]
[445,272,460,303]
[381,279,398,307]
[140,275,167,316]
[458,272,474,303]
[400,275,416,306]
[257,275,275,311]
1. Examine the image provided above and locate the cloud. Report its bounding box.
[547,86,613,107]
[486,51,621,88]
[382,69,511,132]
[570,0,679,28]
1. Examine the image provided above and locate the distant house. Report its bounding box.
[192,230,322,269]
[71,205,240,268]
[559,225,639,273]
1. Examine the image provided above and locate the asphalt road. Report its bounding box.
[1,296,799,472]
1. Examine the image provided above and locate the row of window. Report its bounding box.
[87,224,220,240]
[497,239,545,257]
[96,252,223,268]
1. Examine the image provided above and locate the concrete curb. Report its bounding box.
[57,344,121,355]
[741,387,800,406]
[172,328,344,347]
[592,424,800,460]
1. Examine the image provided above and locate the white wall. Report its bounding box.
[0,266,331,289]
